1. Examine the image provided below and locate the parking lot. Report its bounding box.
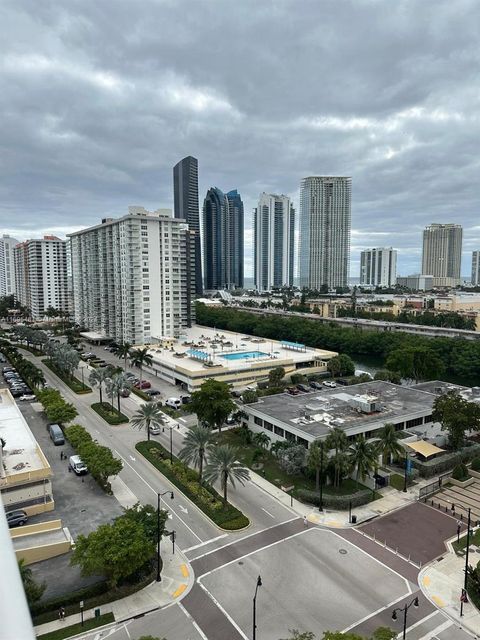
[199,527,412,640]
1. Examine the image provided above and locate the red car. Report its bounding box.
[134,380,151,389]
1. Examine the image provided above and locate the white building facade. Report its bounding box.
[298,176,351,290]
[0,235,19,297]
[69,207,195,345]
[360,247,397,287]
[13,236,69,319]
[472,251,480,286]
[254,193,295,292]
[422,223,462,287]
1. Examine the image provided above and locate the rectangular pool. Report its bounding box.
[221,351,268,361]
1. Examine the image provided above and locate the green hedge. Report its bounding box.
[296,487,373,510]
[91,402,129,425]
[12,343,44,356]
[131,386,151,401]
[136,441,249,530]
[411,443,480,478]
[43,359,92,394]
[38,613,115,640]
[31,562,155,624]
[452,463,469,481]
[471,457,480,472]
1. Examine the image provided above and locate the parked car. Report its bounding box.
[10,389,25,398]
[309,381,323,390]
[297,384,311,393]
[69,455,88,475]
[49,424,65,446]
[323,380,337,388]
[165,397,182,409]
[120,388,131,398]
[144,389,160,397]
[148,424,161,435]
[6,510,28,528]
[19,394,36,401]
[287,387,300,395]
[125,372,136,380]
[134,380,151,389]
[181,395,191,404]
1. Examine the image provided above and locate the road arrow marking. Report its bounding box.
[178,505,188,514]
[129,456,136,462]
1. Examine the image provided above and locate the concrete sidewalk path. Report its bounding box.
[34,545,193,637]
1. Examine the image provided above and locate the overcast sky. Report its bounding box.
[1,0,479,278]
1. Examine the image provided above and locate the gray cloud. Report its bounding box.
[1,0,479,277]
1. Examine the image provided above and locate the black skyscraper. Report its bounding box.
[203,187,244,290]
[173,156,203,295]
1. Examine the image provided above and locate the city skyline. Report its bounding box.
[0,2,478,279]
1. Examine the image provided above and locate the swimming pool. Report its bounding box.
[221,351,268,361]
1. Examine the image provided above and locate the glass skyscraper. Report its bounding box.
[203,187,244,290]
[298,176,351,290]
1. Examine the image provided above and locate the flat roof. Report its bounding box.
[245,381,436,440]
[413,381,480,404]
[147,325,337,375]
[80,331,110,342]
[0,389,50,481]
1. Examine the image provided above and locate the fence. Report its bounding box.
[418,471,452,500]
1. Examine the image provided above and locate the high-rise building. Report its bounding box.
[421,223,462,287]
[13,236,69,319]
[69,207,195,345]
[473,251,480,286]
[173,156,203,295]
[254,193,295,292]
[0,235,19,297]
[298,176,351,290]
[360,247,397,288]
[203,187,244,290]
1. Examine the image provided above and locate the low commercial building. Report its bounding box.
[145,325,337,392]
[0,389,54,514]
[396,274,434,291]
[244,381,436,448]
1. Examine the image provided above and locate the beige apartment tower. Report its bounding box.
[421,223,462,287]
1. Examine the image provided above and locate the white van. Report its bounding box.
[69,455,88,475]
[165,397,182,410]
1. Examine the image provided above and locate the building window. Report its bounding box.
[263,421,273,431]
[406,417,423,429]
[274,426,284,437]
[285,430,295,442]
[254,417,263,426]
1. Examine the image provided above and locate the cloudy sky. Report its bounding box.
[1,0,479,278]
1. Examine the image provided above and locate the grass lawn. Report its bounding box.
[453,528,480,555]
[37,613,114,640]
[389,473,415,491]
[217,429,370,498]
[43,359,92,394]
[91,402,129,425]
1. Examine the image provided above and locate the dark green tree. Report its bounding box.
[268,366,286,388]
[122,502,168,544]
[190,379,236,433]
[433,391,480,449]
[386,346,444,383]
[327,354,355,378]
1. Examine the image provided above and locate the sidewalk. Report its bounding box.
[34,544,193,637]
[420,538,480,638]
[249,468,422,528]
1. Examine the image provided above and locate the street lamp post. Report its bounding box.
[460,507,472,617]
[252,575,262,640]
[392,596,419,639]
[156,491,174,582]
[79,600,84,627]
[403,451,409,493]
[170,425,173,465]
[319,441,324,512]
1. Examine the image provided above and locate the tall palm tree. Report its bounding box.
[307,440,328,492]
[349,435,377,489]
[375,423,403,465]
[204,445,250,506]
[130,347,153,384]
[179,426,215,483]
[325,426,348,488]
[89,367,111,405]
[131,403,164,442]
[114,342,133,372]
[252,431,271,450]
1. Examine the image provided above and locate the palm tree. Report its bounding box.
[349,435,378,489]
[89,367,111,405]
[179,426,215,483]
[130,347,153,384]
[252,431,271,450]
[18,558,45,605]
[204,444,250,506]
[114,342,133,372]
[307,440,328,492]
[375,423,403,465]
[131,403,165,442]
[325,427,348,488]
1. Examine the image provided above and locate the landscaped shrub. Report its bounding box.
[91,401,129,425]
[296,488,373,510]
[136,440,249,530]
[471,457,480,472]
[410,443,480,478]
[43,359,92,394]
[452,463,470,481]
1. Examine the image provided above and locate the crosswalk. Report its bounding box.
[403,610,473,639]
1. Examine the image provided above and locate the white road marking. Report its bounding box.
[190,515,299,562]
[416,617,452,640]
[183,534,228,553]
[404,610,440,635]
[341,591,418,633]
[178,602,210,640]
[114,450,202,542]
[129,455,136,462]
[197,581,249,640]
[179,504,188,514]
[123,622,131,639]
[261,507,275,518]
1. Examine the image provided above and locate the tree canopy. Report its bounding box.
[432,391,480,449]
[386,346,444,383]
[190,379,236,432]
